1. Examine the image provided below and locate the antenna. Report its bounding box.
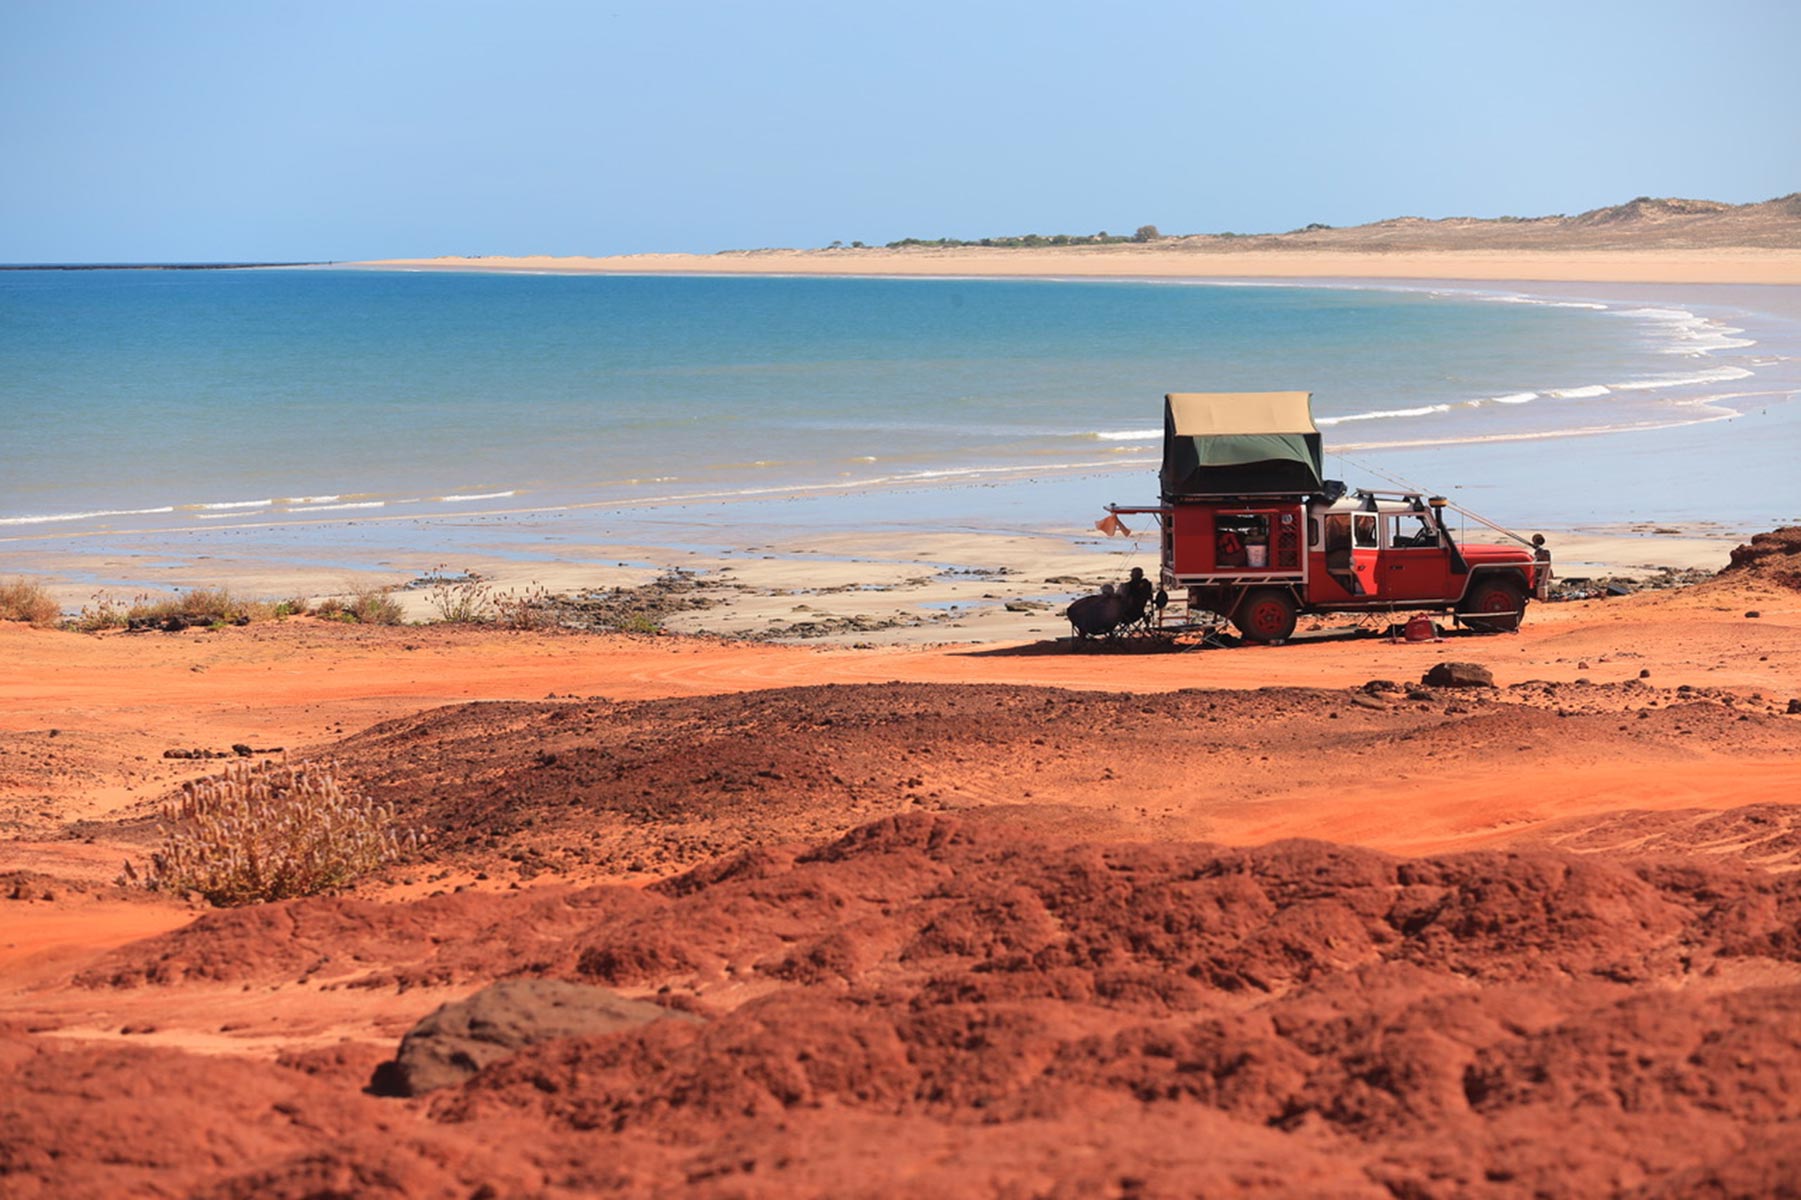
[1327,449,1537,549]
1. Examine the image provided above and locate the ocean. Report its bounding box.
[2,268,1796,568]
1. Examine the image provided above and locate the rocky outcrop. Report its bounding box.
[369,978,699,1097]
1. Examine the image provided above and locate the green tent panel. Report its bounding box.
[1160,391,1324,496]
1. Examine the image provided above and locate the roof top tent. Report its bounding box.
[1160,391,1324,498]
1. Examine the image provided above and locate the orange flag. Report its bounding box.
[1095,513,1131,537]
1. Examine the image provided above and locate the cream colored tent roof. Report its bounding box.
[1165,392,1317,437]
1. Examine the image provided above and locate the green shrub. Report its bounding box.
[132,759,419,906]
[424,570,493,624]
[0,577,60,626]
[313,586,404,624]
[348,585,405,625]
[68,592,132,632]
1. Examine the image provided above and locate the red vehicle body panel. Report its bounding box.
[1130,496,1544,637]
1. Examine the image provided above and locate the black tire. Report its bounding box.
[1459,576,1526,632]
[1234,588,1298,644]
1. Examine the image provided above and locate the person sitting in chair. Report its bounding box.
[1122,567,1154,626]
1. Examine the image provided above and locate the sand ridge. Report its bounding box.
[361,195,1801,285]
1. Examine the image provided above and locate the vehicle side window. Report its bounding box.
[1353,514,1378,549]
[1389,514,1437,548]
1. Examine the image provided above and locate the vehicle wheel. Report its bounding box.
[1460,577,1525,632]
[1235,588,1297,644]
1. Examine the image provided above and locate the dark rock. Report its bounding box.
[1789,700,1801,716]
[1362,679,1399,694]
[369,978,699,1097]
[1422,661,1496,688]
[1746,611,1762,619]
[231,743,253,757]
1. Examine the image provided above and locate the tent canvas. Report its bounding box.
[1160,391,1324,496]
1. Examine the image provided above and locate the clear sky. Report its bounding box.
[2,0,1796,262]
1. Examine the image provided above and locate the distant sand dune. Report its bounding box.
[363,194,1801,284]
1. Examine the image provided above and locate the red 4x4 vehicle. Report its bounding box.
[1108,392,1550,644]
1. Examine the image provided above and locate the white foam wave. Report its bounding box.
[0,505,176,527]
[1479,295,1608,310]
[1548,385,1611,399]
[1488,392,1537,405]
[286,495,342,505]
[1316,403,1453,426]
[437,490,517,503]
[1091,429,1161,441]
[1613,305,1757,355]
[286,500,384,513]
[1332,407,1741,453]
[194,498,274,511]
[1608,366,1755,391]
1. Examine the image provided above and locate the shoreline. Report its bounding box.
[357,246,1801,286]
[4,266,1796,642]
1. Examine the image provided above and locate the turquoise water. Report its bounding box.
[0,268,1789,538]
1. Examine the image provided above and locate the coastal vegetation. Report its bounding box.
[129,758,417,906]
[68,587,271,632]
[0,577,60,626]
[312,586,406,625]
[829,196,1801,256]
[878,224,1163,250]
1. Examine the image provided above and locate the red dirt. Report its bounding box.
[12,815,1801,1196]
[3,570,1801,1196]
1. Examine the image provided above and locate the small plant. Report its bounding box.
[421,566,494,623]
[0,577,61,626]
[494,581,553,631]
[619,613,663,635]
[67,592,135,632]
[347,585,405,625]
[130,759,420,906]
[273,596,310,618]
[312,585,404,624]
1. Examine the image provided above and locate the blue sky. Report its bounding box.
[2,0,1796,261]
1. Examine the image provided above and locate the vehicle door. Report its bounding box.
[1351,513,1381,596]
[1377,512,1457,601]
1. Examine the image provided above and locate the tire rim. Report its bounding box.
[1477,589,1515,614]
[1249,601,1289,637]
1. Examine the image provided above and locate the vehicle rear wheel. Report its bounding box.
[1235,588,1298,644]
[1460,577,1526,632]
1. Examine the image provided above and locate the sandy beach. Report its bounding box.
[365,245,1801,286]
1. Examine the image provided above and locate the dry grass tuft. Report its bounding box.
[495,581,553,630]
[0,577,61,626]
[315,585,405,625]
[133,759,420,906]
[423,567,494,623]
